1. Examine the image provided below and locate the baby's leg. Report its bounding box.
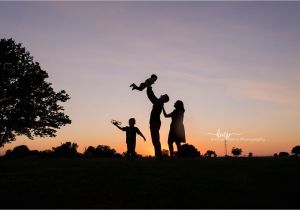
[130,83,138,90]
[135,83,146,91]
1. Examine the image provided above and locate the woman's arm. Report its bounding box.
[163,107,172,118]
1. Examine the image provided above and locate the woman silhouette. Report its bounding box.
[163,100,186,158]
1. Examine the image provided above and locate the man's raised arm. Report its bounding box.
[146,87,158,104]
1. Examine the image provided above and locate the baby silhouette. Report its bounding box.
[130,74,157,91]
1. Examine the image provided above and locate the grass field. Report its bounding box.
[0,157,299,208]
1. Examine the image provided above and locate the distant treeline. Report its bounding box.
[1,142,299,159]
[3,142,122,159]
[1,142,202,159]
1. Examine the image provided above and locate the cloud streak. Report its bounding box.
[168,70,300,109]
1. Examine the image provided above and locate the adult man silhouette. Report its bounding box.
[146,86,169,159]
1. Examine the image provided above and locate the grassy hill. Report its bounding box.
[0,157,299,208]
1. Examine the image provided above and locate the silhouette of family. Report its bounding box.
[112,74,186,160]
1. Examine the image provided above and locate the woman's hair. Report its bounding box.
[175,100,185,112]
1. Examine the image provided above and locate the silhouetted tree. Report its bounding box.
[5,149,12,156]
[177,144,201,158]
[204,150,217,157]
[5,145,30,158]
[122,152,127,157]
[84,145,121,158]
[248,152,253,157]
[52,142,79,157]
[273,153,278,157]
[122,151,142,159]
[162,149,169,158]
[0,38,71,147]
[278,152,289,157]
[39,149,53,158]
[113,153,123,158]
[291,146,300,156]
[231,147,242,157]
[94,145,116,157]
[84,146,96,157]
[30,150,40,157]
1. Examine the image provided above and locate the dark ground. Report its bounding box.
[0,157,299,208]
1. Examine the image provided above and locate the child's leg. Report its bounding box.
[125,143,131,160]
[128,142,136,160]
[131,142,136,160]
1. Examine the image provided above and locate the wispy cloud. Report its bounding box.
[168,70,300,109]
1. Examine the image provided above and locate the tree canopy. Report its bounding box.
[204,150,217,157]
[84,145,121,158]
[52,142,79,157]
[291,146,300,156]
[0,38,71,147]
[177,144,201,158]
[278,152,289,157]
[231,147,242,157]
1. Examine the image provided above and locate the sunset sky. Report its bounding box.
[1,1,300,156]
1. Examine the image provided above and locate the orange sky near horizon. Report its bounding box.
[1,113,298,157]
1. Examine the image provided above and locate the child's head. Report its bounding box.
[150,74,158,82]
[128,118,136,127]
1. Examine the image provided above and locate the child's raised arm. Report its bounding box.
[112,122,124,131]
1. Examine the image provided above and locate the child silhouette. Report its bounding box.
[112,118,146,160]
[130,74,157,91]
